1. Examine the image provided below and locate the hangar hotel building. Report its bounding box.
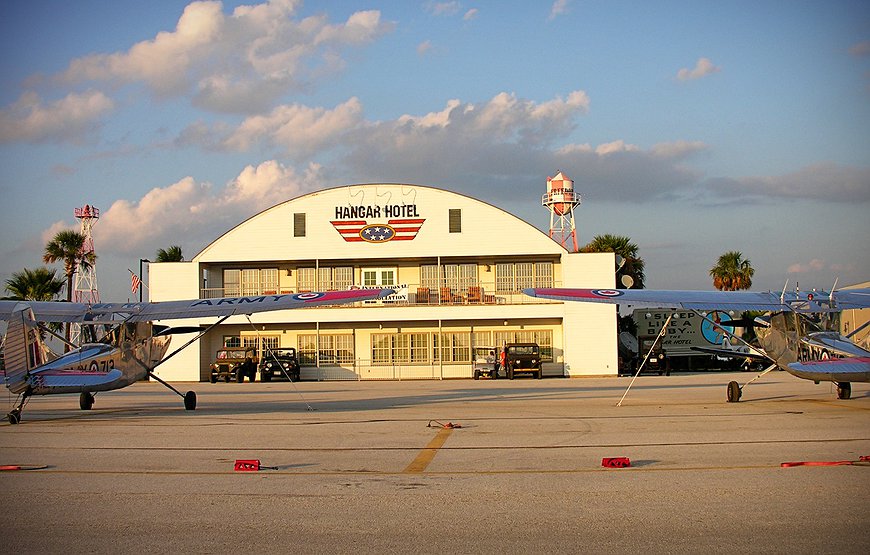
[149,184,618,381]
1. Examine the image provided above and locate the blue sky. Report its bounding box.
[1,0,868,302]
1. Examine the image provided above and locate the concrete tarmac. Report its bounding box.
[2,371,869,554]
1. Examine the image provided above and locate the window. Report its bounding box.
[223,268,279,296]
[495,262,554,292]
[440,332,470,362]
[297,266,353,291]
[362,267,396,287]
[449,209,461,233]
[298,334,354,366]
[223,269,240,297]
[294,213,306,237]
[242,335,279,360]
[223,335,240,348]
[420,263,477,289]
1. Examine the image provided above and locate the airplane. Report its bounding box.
[0,288,395,424]
[523,286,870,402]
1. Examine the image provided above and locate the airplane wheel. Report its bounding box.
[837,382,851,400]
[727,381,741,403]
[7,410,21,425]
[184,391,197,411]
[79,392,94,410]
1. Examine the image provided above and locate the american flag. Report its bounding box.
[330,219,425,243]
[131,273,141,294]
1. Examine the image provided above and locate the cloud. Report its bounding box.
[56,1,393,113]
[787,259,826,274]
[84,160,323,255]
[417,40,434,56]
[705,163,870,203]
[677,57,721,81]
[0,90,114,144]
[548,0,570,20]
[849,41,870,56]
[198,97,364,158]
[173,90,714,205]
[426,2,462,16]
[463,9,479,21]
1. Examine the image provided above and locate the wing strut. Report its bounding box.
[131,314,233,411]
[617,312,674,407]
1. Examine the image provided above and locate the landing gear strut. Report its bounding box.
[6,389,31,425]
[148,371,196,411]
[726,363,777,403]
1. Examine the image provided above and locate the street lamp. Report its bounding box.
[139,258,150,302]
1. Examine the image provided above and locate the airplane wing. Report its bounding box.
[787,357,870,383]
[523,287,870,312]
[0,289,395,323]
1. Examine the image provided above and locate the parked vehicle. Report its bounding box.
[472,346,499,379]
[209,347,258,383]
[502,343,543,379]
[259,348,301,382]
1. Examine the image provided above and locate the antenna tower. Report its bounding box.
[71,205,100,345]
[542,171,582,252]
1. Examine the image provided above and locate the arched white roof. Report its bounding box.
[194,183,564,262]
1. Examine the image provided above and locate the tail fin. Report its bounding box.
[3,303,46,394]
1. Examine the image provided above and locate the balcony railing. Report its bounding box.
[199,281,563,306]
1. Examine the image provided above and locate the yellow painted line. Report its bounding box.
[403,426,454,473]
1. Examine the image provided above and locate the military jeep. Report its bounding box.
[209,347,258,383]
[502,343,543,380]
[259,348,301,382]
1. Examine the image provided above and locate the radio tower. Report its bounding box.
[542,171,582,252]
[71,205,100,345]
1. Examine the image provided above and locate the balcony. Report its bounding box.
[199,281,563,306]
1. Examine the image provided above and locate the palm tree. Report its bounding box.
[710,251,754,291]
[155,245,184,262]
[43,230,96,347]
[4,267,65,341]
[43,230,95,301]
[581,234,645,289]
[4,267,65,301]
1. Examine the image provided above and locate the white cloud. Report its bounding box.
[417,40,434,56]
[217,97,363,157]
[787,259,826,274]
[594,140,640,156]
[463,9,479,21]
[57,1,393,113]
[548,0,570,21]
[0,90,114,144]
[426,2,462,16]
[85,160,323,255]
[677,57,721,81]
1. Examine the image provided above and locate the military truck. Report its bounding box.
[259,347,301,382]
[209,347,258,383]
[502,343,543,380]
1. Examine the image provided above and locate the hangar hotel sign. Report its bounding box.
[330,203,425,243]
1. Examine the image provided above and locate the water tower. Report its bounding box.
[542,171,581,252]
[71,204,100,345]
